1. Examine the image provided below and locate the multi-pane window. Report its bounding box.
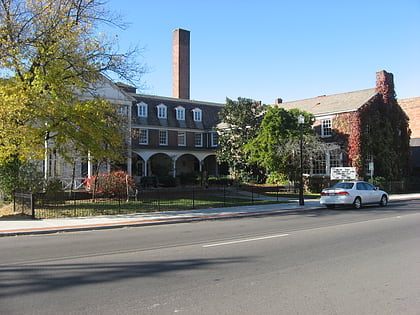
[178,132,186,146]
[312,153,326,175]
[194,133,203,147]
[138,129,148,144]
[210,132,218,147]
[329,149,342,168]
[118,106,128,116]
[365,154,374,176]
[157,104,167,119]
[137,102,148,117]
[159,130,168,145]
[192,108,202,122]
[176,106,185,120]
[321,119,332,137]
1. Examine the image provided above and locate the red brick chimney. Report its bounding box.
[173,29,190,99]
[376,70,395,104]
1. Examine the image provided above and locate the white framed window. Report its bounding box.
[321,119,332,137]
[192,108,202,122]
[210,131,218,147]
[312,152,327,175]
[159,130,168,145]
[137,102,148,117]
[118,105,128,116]
[175,106,185,120]
[157,104,167,119]
[329,149,342,168]
[194,133,203,147]
[138,129,148,144]
[178,132,186,146]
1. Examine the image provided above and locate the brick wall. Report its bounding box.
[399,97,420,138]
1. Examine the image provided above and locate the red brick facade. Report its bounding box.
[398,97,420,139]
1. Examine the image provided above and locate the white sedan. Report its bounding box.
[320,181,388,209]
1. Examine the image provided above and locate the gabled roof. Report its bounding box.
[277,88,378,117]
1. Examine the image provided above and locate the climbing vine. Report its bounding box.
[332,94,410,180]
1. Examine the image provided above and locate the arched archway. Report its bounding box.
[176,154,199,176]
[202,155,218,176]
[131,153,145,177]
[149,153,173,177]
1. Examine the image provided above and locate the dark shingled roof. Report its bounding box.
[129,94,224,130]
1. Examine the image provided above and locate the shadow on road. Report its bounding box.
[0,257,249,298]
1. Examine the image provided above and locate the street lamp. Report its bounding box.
[298,114,305,206]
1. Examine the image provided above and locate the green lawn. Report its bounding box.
[34,195,289,219]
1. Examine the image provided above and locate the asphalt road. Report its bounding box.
[1,200,420,314]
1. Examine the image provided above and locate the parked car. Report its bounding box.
[320,181,388,209]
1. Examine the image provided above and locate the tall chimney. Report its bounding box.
[173,29,190,99]
[376,70,395,104]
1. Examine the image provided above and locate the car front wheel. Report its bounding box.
[353,197,362,209]
[379,195,388,207]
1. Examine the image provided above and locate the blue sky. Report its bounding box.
[106,0,419,104]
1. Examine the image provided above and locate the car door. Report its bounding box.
[364,182,381,203]
[356,182,373,204]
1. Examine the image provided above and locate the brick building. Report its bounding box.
[118,29,225,183]
[277,70,411,181]
[398,97,420,175]
[43,29,225,188]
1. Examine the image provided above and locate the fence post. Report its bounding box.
[30,193,35,219]
[192,186,195,209]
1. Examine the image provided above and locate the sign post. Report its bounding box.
[330,167,357,180]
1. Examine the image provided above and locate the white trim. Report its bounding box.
[192,108,202,122]
[175,106,185,120]
[177,131,186,146]
[194,133,203,147]
[157,103,167,119]
[137,102,148,117]
[159,130,168,146]
[138,128,148,145]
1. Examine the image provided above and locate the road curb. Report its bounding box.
[1,195,419,237]
[0,206,317,237]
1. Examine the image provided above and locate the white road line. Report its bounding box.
[202,233,289,248]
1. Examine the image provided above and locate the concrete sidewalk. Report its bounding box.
[1,194,419,237]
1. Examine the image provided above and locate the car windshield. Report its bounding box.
[332,182,354,189]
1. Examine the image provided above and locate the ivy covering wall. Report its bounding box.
[359,95,411,180]
[332,94,410,181]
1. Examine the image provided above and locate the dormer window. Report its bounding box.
[157,103,167,119]
[137,102,148,117]
[175,106,185,120]
[192,108,202,122]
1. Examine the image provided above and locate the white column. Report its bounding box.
[87,152,93,177]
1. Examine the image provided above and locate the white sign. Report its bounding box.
[330,167,357,180]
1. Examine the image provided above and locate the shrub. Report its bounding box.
[177,172,198,185]
[85,171,135,198]
[208,176,234,186]
[265,172,288,185]
[158,176,177,187]
[0,159,44,200]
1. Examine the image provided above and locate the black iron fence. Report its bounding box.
[19,184,292,219]
[13,193,35,219]
[11,180,420,219]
